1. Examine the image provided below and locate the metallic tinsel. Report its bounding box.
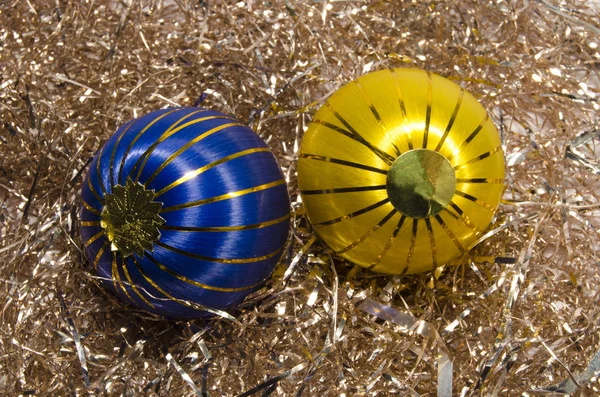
[1,0,599,395]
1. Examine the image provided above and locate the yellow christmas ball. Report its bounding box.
[298,68,505,274]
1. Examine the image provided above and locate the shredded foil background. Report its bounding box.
[1,0,599,395]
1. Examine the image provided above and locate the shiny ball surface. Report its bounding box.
[80,107,290,318]
[298,68,505,274]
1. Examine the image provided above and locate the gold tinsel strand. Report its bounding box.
[1,0,599,395]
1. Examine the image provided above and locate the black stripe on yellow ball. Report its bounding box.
[298,68,505,275]
[366,214,406,270]
[298,153,388,175]
[320,103,396,165]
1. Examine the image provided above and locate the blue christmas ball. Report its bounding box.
[80,107,290,318]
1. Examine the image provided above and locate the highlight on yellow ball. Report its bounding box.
[298,68,505,275]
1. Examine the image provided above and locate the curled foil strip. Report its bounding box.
[1,0,600,395]
[357,298,453,397]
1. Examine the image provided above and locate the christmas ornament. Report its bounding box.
[80,107,290,318]
[298,68,505,274]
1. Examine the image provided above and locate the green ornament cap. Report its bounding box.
[100,177,165,257]
[386,149,456,218]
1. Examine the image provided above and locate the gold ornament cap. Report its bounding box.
[100,177,165,257]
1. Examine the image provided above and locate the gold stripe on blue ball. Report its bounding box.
[80,107,290,319]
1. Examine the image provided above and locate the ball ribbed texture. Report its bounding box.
[80,107,290,318]
[298,68,505,274]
